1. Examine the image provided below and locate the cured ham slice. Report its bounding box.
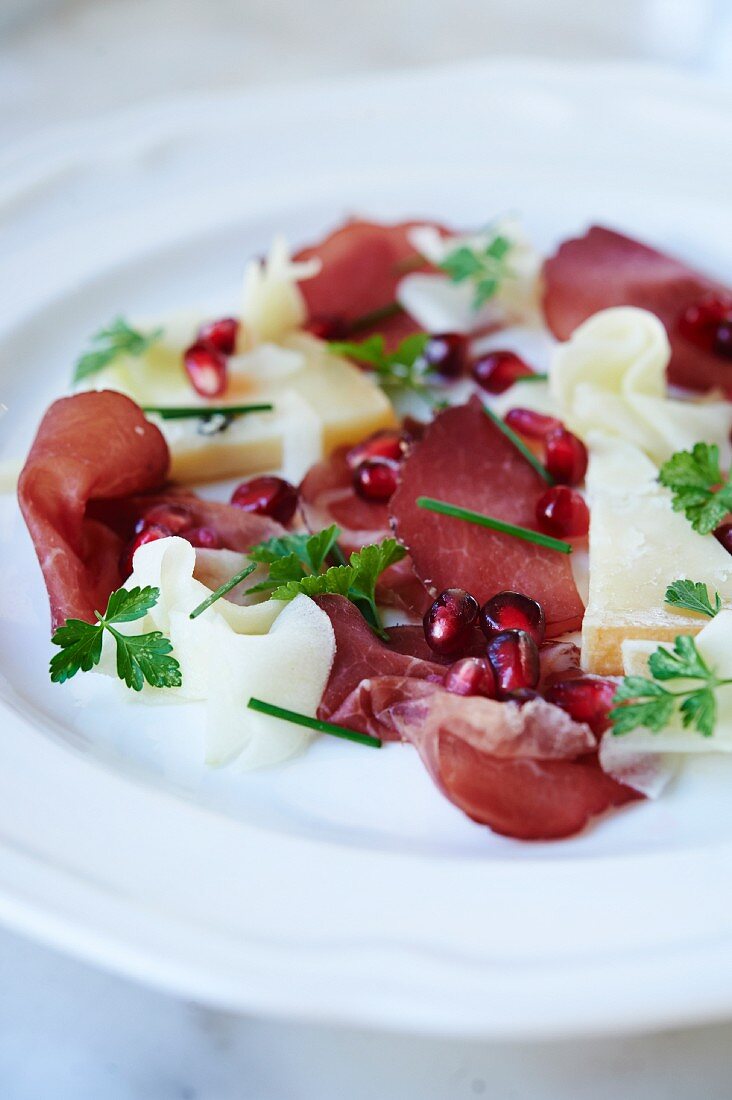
[295,219,438,347]
[390,399,585,635]
[18,391,169,629]
[543,225,732,394]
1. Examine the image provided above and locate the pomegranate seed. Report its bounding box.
[480,591,545,646]
[231,476,298,524]
[504,407,561,439]
[182,525,222,549]
[544,427,588,486]
[353,457,400,503]
[183,342,227,398]
[714,523,732,554]
[423,588,480,656]
[422,332,468,379]
[346,430,406,469]
[471,350,536,394]
[443,656,496,699]
[305,313,349,340]
[545,677,616,735]
[197,317,239,356]
[486,629,540,697]
[135,503,192,535]
[120,523,171,577]
[535,486,589,538]
[678,292,732,357]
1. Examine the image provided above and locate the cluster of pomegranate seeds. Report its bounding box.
[715,523,732,554]
[135,503,191,535]
[479,591,545,646]
[486,629,540,698]
[346,429,406,469]
[196,317,239,356]
[443,656,496,699]
[504,407,560,439]
[119,523,172,577]
[545,678,616,736]
[353,457,401,503]
[535,485,589,538]
[544,427,588,485]
[423,588,480,656]
[231,475,299,525]
[183,316,241,398]
[422,333,468,379]
[678,293,732,359]
[471,350,537,394]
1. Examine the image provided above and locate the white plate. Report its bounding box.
[2,60,732,1039]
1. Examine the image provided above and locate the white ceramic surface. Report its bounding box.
[1,61,732,1038]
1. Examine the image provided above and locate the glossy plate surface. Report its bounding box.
[1,61,732,1037]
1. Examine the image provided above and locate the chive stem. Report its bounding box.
[247,697,382,748]
[189,562,257,619]
[416,497,572,554]
[347,301,404,334]
[514,372,548,383]
[143,403,274,420]
[482,404,554,485]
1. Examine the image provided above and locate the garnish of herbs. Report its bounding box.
[247,697,382,748]
[73,318,163,383]
[483,404,554,485]
[658,442,732,535]
[50,586,181,691]
[665,579,722,619]
[328,333,442,407]
[611,634,732,738]
[189,562,257,620]
[143,403,273,420]
[416,497,572,554]
[439,233,514,310]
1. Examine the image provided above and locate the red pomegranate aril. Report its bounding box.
[535,486,589,538]
[486,629,540,698]
[120,523,172,577]
[504,407,561,440]
[197,317,239,356]
[544,427,588,486]
[714,522,732,554]
[346,430,406,469]
[184,342,227,398]
[422,332,468,379]
[545,678,617,736]
[231,476,298,524]
[678,292,732,354]
[305,313,350,341]
[182,525,222,550]
[471,350,536,394]
[443,657,496,699]
[423,588,480,657]
[135,503,192,535]
[715,321,732,359]
[480,591,545,646]
[353,457,400,503]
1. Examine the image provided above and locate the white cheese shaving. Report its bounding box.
[240,234,320,344]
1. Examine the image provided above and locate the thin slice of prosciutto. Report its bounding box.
[389,398,585,635]
[543,225,732,394]
[18,391,169,629]
[295,219,439,347]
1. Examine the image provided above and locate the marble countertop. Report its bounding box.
[3,3,732,1096]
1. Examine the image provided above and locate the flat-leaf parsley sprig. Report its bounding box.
[439,233,513,309]
[610,634,732,739]
[73,317,164,383]
[50,586,181,691]
[328,332,438,406]
[665,579,722,619]
[658,442,732,535]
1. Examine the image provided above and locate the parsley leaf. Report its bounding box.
[50,585,181,692]
[247,525,340,593]
[665,579,722,619]
[439,234,513,309]
[610,634,732,739]
[73,317,163,383]
[658,443,732,535]
[328,332,436,405]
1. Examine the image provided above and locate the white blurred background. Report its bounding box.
[2,0,732,145]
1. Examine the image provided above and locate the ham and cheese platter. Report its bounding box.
[12,212,732,840]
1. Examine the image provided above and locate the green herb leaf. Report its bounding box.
[247,697,382,748]
[610,635,732,738]
[247,526,341,593]
[50,585,181,691]
[142,403,273,420]
[271,565,356,602]
[439,233,514,310]
[665,579,722,619]
[188,561,257,620]
[73,318,163,383]
[658,442,732,535]
[329,332,437,405]
[416,497,572,554]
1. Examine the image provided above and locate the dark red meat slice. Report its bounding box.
[543,225,732,394]
[389,399,585,635]
[295,219,441,348]
[18,391,169,630]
